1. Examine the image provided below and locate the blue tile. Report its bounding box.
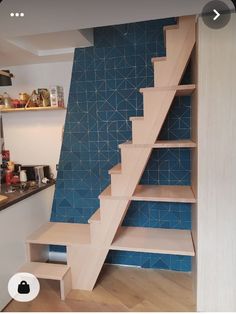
[51,17,192,272]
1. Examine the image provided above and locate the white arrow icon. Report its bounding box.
[213,9,220,21]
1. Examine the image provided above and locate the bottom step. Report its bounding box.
[19,262,71,300]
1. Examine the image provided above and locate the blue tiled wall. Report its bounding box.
[51,18,192,271]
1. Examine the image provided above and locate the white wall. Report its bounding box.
[0,185,54,310]
[196,16,236,311]
[0,61,73,176]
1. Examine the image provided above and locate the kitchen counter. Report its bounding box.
[0,182,55,211]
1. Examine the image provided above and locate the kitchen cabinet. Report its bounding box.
[0,184,54,310]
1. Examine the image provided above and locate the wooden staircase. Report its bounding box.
[20,15,196,297]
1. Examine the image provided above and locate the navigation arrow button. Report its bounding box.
[213,9,220,20]
[202,0,231,29]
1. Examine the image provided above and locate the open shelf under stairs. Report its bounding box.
[99,185,196,203]
[25,222,194,258]
[139,84,196,96]
[111,226,195,256]
[119,139,197,149]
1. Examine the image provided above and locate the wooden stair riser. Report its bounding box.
[142,90,177,122]
[67,245,109,291]
[99,199,130,222]
[90,200,130,246]
[120,146,151,173]
[68,199,131,290]
[178,15,196,28]
[111,173,141,196]
[154,42,194,87]
[111,148,152,196]
[131,119,147,144]
[132,93,176,145]
[163,24,179,48]
[165,28,190,58]
[154,16,196,86]
[89,221,101,245]
[89,207,123,245]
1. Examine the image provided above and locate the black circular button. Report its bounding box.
[202,0,231,29]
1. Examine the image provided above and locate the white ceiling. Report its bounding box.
[0,0,234,66]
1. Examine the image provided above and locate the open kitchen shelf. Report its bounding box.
[0,107,66,113]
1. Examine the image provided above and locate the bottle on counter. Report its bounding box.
[19,170,27,183]
[5,169,13,193]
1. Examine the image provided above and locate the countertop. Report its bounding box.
[0,182,55,212]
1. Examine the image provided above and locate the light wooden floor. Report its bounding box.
[4,264,196,312]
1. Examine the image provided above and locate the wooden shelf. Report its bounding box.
[140,84,196,96]
[88,209,101,223]
[0,106,66,113]
[26,222,90,245]
[19,262,70,280]
[111,226,195,256]
[133,185,196,203]
[154,140,196,148]
[100,185,196,203]
[119,139,196,149]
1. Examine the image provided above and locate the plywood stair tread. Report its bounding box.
[129,116,144,121]
[151,56,167,63]
[100,185,196,203]
[19,262,70,280]
[163,24,179,32]
[140,84,196,96]
[99,185,112,198]
[26,222,90,245]
[88,209,101,223]
[111,226,195,256]
[108,163,121,174]
[163,24,179,47]
[154,140,196,148]
[119,139,196,149]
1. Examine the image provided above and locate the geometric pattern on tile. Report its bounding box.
[51,17,193,271]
